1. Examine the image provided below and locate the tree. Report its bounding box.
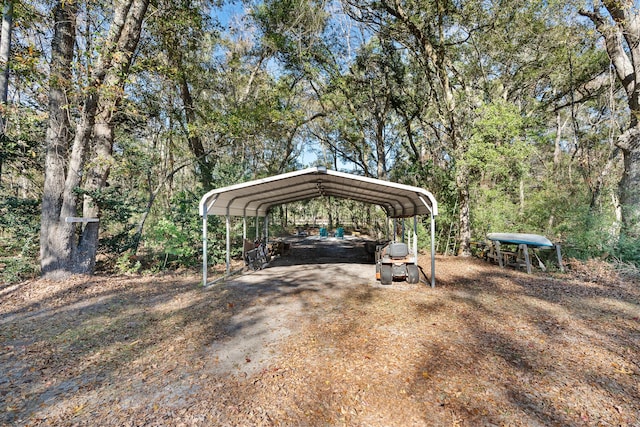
[146,1,218,190]
[581,1,640,239]
[0,0,12,182]
[40,1,76,276]
[0,0,12,125]
[318,38,407,178]
[40,0,150,276]
[341,0,480,254]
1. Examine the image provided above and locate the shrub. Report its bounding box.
[0,197,40,283]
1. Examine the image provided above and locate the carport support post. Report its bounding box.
[430,212,436,288]
[243,216,247,242]
[202,214,208,286]
[413,216,418,264]
[225,215,231,275]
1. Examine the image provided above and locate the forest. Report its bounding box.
[1,0,640,282]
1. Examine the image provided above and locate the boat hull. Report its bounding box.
[486,233,554,247]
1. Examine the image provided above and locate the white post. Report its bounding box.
[243,216,247,241]
[430,211,436,288]
[521,244,531,274]
[555,244,565,272]
[413,216,418,262]
[225,215,231,275]
[202,215,208,286]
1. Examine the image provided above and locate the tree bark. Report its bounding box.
[40,1,77,276]
[456,161,472,256]
[40,0,150,276]
[361,0,470,254]
[616,128,640,237]
[581,3,640,238]
[553,110,568,169]
[73,0,149,272]
[0,0,12,117]
[0,0,13,183]
[177,65,213,190]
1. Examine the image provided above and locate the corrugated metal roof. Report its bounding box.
[199,167,438,218]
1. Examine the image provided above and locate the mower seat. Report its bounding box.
[387,242,409,258]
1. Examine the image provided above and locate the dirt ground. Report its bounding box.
[1,236,639,426]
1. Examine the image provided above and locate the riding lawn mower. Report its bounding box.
[375,241,420,285]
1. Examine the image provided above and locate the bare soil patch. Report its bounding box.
[1,237,639,426]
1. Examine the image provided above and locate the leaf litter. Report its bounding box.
[1,239,639,426]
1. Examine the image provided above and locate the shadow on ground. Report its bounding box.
[1,247,639,426]
[269,235,375,266]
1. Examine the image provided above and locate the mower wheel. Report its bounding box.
[380,264,393,285]
[407,264,420,284]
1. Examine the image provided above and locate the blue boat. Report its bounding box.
[486,233,554,247]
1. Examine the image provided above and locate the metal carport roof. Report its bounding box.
[199,166,438,218]
[199,166,438,287]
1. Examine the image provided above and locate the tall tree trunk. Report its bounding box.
[0,0,12,121]
[590,146,620,210]
[375,118,387,179]
[0,0,13,183]
[73,0,149,272]
[363,0,470,254]
[177,67,213,190]
[40,1,77,276]
[616,128,640,237]
[554,110,568,169]
[581,2,640,238]
[456,162,472,256]
[40,0,149,276]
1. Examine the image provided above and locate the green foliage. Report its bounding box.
[78,186,144,255]
[0,197,40,283]
[144,191,202,268]
[149,218,198,262]
[415,218,432,251]
[166,191,200,233]
[139,190,242,269]
[115,251,142,275]
[465,100,533,184]
[561,211,616,260]
[268,223,290,238]
[522,175,640,266]
[0,197,40,248]
[252,0,328,70]
[471,187,521,237]
[1,256,40,284]
[464,100,536,240]
[616,234,640,267]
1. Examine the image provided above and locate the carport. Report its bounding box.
[198,166,438,287]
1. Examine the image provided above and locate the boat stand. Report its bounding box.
[485,241,564,273]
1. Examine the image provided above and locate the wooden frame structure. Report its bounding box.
[483,233,564,273]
